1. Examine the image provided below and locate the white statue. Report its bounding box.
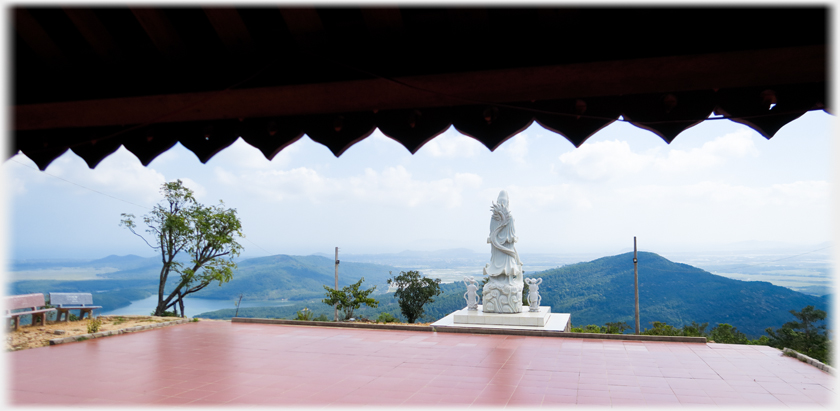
[463,276,480,310]
[482,190,525,313]
[525,278,542,312]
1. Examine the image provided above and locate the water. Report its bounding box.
[99,295,294,318]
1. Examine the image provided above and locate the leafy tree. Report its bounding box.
[322,277,378,320]
[387,271,442,323]
[642,321,681,336]
[603,321,632,334]
[682,321,710,337]
[747,335,771,345]
[121,180,243,317]
[522,274,529,306]
[709,323,749,344]
[765,305,831,364]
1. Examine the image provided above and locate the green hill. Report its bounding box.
[191,254,397,301]
[197,252,831,338]
[527,252,830,337]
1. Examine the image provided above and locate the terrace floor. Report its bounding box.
[8,321,837,407]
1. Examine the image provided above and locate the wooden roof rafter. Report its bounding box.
[8,5,830,170]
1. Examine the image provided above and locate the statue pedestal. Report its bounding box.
[432,306,571,332]
[455,305,551,327]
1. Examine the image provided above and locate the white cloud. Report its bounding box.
[503,184,593,210]
[176,177,207,201]
[618,180,829,209]
[37,148,167,205]
[653,129,758,173]
[207,138,301,170]
[558,139,651,181]
[557,129,760,180]
[6,176,26,195]
[420,130,484,158]
[497,133,529,164]
[768,181,830,205]
[217,165,483,209]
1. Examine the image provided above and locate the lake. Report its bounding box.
[99,295,294,318]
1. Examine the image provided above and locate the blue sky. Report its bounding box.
[2,110,834,260]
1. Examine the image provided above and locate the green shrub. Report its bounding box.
[747,335,770,346]
[69,313,79,322]
[603,321,631,334]
[376,312,399,323]
[112,316,126,326]
[87,318,102,333]
[571,324,602,333]
[294,308,315,321]
[709,323,749,344]
[152,310,180,317]
[312,314,329,322]
[642,321,681,336]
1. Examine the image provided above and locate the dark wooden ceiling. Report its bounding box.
[11,6,829,170]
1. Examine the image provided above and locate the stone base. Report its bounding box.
[455,305,550,327]
[433,308,571,332]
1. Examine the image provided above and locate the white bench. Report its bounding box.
[49,293,102,322]
[5,293,56,330]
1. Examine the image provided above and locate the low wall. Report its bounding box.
[231,317,707,343]
[783,348,836,375]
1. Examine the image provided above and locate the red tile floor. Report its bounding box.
[7,321,837,407]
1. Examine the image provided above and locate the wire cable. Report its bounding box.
[10,158,149,211]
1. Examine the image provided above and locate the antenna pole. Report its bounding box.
[335,247,339,322]
[634,237,640,335]
[234,293,243,318]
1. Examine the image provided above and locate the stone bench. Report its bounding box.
[49,293,102,321]
[4,293,56,331]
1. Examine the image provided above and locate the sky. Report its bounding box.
[1,110,834,261]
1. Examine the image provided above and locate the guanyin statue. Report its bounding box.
[482,190,524,313]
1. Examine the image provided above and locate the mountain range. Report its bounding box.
[190,252,831,337]
[7,250,831,337]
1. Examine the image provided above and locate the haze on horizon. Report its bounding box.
[1,111,834,262]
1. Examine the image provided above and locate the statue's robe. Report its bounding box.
[484,209,522,280]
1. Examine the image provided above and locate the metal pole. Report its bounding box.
[634,237,640,335]
[334,247,339,322]
[234,293,243,318]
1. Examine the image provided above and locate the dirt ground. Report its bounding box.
[5,315,192,351]
[6,316,430,352]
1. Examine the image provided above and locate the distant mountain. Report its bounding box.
[528,252,830,337]
[395,248,482,258]
[10,254,158,272]
[192,254,398,301]
[312,248,484,260]
[87,255,159,270]
[198,252,831,338]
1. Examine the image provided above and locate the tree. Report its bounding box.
[709,323,748,344]
[641,321,681,336]
[603,321,632,334]
[388,270,442,323]
[121,180,243,317]
[682,321,710,337]
[322,277,378,320]
[765,305,831,364]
